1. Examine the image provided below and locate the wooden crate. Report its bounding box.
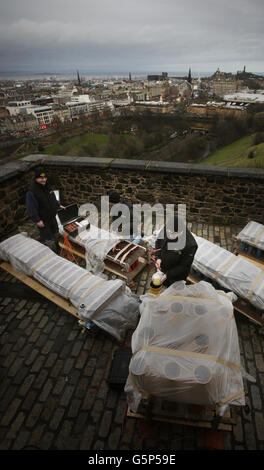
[58,237,148,284]
[127,399,236,432]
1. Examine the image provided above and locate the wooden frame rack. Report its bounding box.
[58,236,149,285]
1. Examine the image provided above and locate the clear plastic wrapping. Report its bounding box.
[0,233,53,276]
[82,287,140,342]
[125,280,246,412]
[192,235,264,311]
[59,223,120,274]
[0,234,139,340]
[237,221,264,251]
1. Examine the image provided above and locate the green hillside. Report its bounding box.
[44,133,108,156]
[202,135,264,168]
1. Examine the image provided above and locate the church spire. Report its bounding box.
[77,70,81,86]
[187,67,192,83]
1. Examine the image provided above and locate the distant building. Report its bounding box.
[33,106,54,126]
[70,94,92,103]
[186,102,248,118]
[52,104,71,123]
[147,72,168,81]
[223,92,264,105]
[66,100,114,120]
[129,100,173,114]
[32,96,53,106]
[3,114,38,133]
[208,68,244,97]
[66,101,90,120]
[5,100,55,127]
[210,80,243,97]
[147,84,166,100]
[53,93,72,105]
[6,101,32,116]
[7,100,31,107]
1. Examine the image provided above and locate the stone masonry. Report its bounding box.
[0,155,264,241]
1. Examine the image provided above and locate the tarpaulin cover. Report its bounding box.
[237,221,264,251]
[0,234,139,341]
[59,223,121,274]
[192,235,264,311]
[125,280,246,411]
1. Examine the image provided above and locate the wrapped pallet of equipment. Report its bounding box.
[0,234,139,341]
[125,280,249,413]
[59,223,121,275]
[0,233,53,276]
[237,221,264,251]
[192,235,264,311]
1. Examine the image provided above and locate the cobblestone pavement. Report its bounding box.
[0,222,264,451]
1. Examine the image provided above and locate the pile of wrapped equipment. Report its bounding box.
[237,221,264,251]
[192,234,264,311]
[0,234,139,341]
[59,222,121,275]
[125,280,247,412]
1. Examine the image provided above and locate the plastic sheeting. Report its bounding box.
[0,234,139,341]
[59,223,121,275]
[237,221,264,251]
[125,280,246,412]
[0,233,53,276]
[83,287,140,342]
[192,235,264,311]
[142,223,166,249]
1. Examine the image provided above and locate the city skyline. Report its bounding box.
[0,0,263,75]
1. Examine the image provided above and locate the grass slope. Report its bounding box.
[202,135,264,168]
[44,133,108,156]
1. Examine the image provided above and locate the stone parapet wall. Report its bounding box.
[0,160,35,240]
[0,154,263,241]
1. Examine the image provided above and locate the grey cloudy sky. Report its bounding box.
[0,0,263,75]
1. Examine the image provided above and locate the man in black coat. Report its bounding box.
[26,167,64,252]
[155,216,197,287]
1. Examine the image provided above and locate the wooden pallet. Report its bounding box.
[236,251,264,269]
[127,400,236,432]
[0,261,78,317]
[0,260,123,336]
[233,236,264,267]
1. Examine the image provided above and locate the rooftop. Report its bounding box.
[1,219,264,451]
[224,92,264,103]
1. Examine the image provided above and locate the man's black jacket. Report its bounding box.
[155,225,198,287]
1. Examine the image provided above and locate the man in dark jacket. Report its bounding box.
[26,167,64,252]
[155,216,197,287]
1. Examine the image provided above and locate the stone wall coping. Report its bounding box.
[0,159,35,182]
[0,154,263,183]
